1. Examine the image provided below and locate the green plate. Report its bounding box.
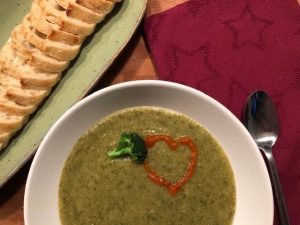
[0,0,148,187]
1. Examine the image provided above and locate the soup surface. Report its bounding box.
[59,107,236,225]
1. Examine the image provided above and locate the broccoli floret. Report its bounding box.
[107,132,148,163]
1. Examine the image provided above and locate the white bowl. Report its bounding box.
[24,80,273,225]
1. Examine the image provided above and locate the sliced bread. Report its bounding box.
[75,0,117,14]
[29,1,85,45]
[23,15,81,61]
[0,110,26,133]
[0,86,37,116]
[11,25,70,73]
[0,72,49,106]
[55,0,105,24]
[39,0,96,36]
[0,0,123,151]
[2,41,62,89]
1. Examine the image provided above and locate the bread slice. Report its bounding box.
[0,131,11,142]
[0,86,37,116]
[2,41,62,90]
[20,68,61,90]
[29,1,84,45]
[11,25,69,73]
[0,40,26,79]
[23,15,81,61]
[75,0,118,14]
[0,110,26,133]
[0,98,37,117]
[0,130,14,150]
[0,41,54,105]
[55,0,105,24]
[3,83,49,107]
[11,25,33,60]
[0,104,28,148]
[28,53,69,73]
[0,72,49,106]
[39,0,96,36]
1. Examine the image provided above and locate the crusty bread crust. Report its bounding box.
[11,25,70,73]
[0,87,37,116]
[23,15,81,61]
[40,0,96,36]
[75,0,118,14]
[3,41,62,88]
[55,0,106,24]
[29,1,85,45]
[0,110,27,133]
[0,73,49,106]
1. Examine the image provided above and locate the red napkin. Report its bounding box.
[144,0,300,224]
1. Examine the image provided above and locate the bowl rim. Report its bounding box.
[24,80,274,225]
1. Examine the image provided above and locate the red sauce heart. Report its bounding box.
[144,134,198,195]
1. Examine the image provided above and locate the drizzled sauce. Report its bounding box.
[144,134,198,195]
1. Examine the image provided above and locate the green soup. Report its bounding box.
[59,107,236,225]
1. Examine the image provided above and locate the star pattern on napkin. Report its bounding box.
[227,77,249,108]
[224,4,273,50]
[167,43,221,87]
[186,0,209,16]
[146,14,166,44]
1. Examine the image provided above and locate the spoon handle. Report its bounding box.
[263,148,290,225]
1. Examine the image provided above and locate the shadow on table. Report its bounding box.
[0,159,32,220]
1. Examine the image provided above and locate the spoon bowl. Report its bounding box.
[244,90,290,225]
[245,91,279,150]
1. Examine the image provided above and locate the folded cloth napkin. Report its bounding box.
[144,0,300,224]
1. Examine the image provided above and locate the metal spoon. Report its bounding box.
[244,90,290,225]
